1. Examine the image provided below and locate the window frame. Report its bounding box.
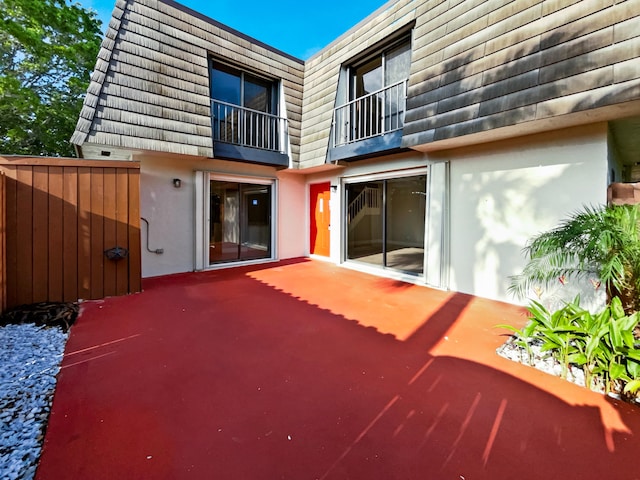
[208,58,289,164]
[209,60,279,115]
[348,36,411,103]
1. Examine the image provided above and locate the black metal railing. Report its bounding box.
[211,100,288,152]
[333,79,407,147]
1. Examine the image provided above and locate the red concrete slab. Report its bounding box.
[36,259,639,479]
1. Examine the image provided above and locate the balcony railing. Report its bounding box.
[211,100,288,153]
[333,79,407,147]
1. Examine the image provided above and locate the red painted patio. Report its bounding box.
[36,259,639,479]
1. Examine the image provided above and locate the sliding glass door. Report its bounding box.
[346,181,384,266]
[346,174,426,275]
[209,180,272,264]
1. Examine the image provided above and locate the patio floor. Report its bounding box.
[36,259,639,479]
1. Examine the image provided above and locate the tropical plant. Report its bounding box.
[509,204,640,314]
[499,296,640,401]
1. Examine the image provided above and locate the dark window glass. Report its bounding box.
[211,63,241,105]
[244,74,271,112]
[209,181,272,264]
[346,175,426,275]
[210,62,280,150]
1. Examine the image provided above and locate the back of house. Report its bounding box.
[72,0,640,305]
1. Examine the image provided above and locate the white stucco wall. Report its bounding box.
[139,155,306,278]
[137,122,610,306]
[439,123,609,305]
[276,171,306,260]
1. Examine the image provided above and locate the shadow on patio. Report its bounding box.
[36,260,639,479]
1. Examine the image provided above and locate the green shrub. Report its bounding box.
[499,297,640,401]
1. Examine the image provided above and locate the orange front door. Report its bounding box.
[310,182,331,257]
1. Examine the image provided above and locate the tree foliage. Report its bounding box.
[0,0,102,156]
[509,204,640,314]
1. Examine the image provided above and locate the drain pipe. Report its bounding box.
[140,217,164,254]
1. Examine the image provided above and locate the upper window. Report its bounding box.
[333,38,411,147]
[210,62,285,153]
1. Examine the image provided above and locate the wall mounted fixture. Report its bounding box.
[104,246,129,261]
[330,184,338,192]
[173,178,181,188]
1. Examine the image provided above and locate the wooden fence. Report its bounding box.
[0,157,141,313]
[0,170,6,313]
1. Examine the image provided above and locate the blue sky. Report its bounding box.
[78,0,388,59]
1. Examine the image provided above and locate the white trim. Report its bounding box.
[194,171,206,271]
[424,161,449,289]
[208,172,275,185]
[340,165,450,289]
[195,171,277,270]
[340,257,449,292]
[342,166,428,183]
[206,258,278,271]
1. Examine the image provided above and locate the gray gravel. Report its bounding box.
[0,324,68,480]
[497,337,589,389]
[497,336,640,406]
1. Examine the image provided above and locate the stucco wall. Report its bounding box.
[139,155,305,278]
[439,123,609,305]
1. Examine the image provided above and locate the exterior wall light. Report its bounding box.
[173,178,181,188]
[330,185,338,192]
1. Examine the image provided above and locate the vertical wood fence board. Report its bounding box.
[77,167,92,300]
[90,168,105,300]
[103,168,117,297]
[32,166,49,303]
[62,167,79,302]
[128,169,142,294]
[16,167,33,306]
[115,169,129,296]
[48,167,64,302]
[0,171,5,313]
[4,168,17,308]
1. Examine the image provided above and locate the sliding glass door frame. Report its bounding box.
[195,171,277,270]
[342,167,428,277]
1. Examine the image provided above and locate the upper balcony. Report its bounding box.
[328,38,411,163]
[210,61,290,168]
[211,99,289,167]
[332,79,407,148]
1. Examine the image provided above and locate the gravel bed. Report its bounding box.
[497,336,640,405]
[497,337,590,389]
[0,324,68,480]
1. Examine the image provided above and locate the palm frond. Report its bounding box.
[510,204,640,312]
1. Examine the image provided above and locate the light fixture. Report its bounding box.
[330,185,338,192]
[172,178,181,188]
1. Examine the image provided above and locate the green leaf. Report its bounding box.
[621,331,636,349]
[609,362,626,380]
[494,324,523,334]
[609,320,624,351]
[625,350,640,362]
[568,353,587,365]
[541,340,560,352]
[627,359,640,379]
[623,379,640,394]
[610,297,625,318]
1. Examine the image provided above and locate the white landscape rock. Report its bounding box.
[0,324,68,480]
[497,337,594,392]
